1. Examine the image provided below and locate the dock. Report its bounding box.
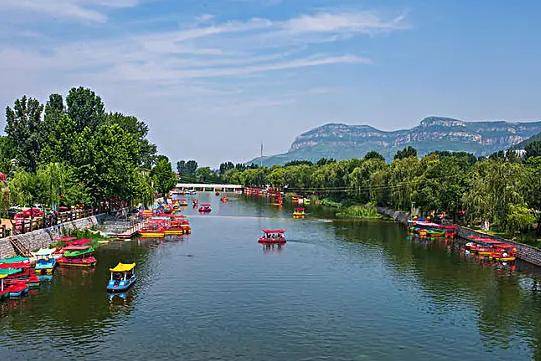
[116,221,145,239]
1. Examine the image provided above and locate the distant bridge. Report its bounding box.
[171,183,243,193]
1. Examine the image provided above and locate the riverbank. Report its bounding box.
[376,206,541,268]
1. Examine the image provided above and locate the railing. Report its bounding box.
[6,206,128,236]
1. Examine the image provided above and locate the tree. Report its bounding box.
[284,160,313,167]
[316,158,336,166]
[66,87,105,132]
[364,151,385,162]
[35,162,90,208]
[185,160,198,175]
[525,141,541,159]
[394,146,417,160]
[219,161,235,175]
[195,167,217,183]
[177,160,186,174]
[5,96,44,172]
[151,156,177,196]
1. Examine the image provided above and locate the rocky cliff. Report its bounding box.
[250,116,541,166]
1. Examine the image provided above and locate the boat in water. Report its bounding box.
[258,229,287,245]
[33,248,56,275]
[198,203,212,213]
[107,263,136,293]
[57,245,97,267]
[293,207,305,219]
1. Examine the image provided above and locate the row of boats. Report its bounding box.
[408,220,517,263]
[0,236,98,300]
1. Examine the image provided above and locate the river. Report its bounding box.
[2,194,541,360]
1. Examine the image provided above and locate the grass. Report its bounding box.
[336,203,382,219]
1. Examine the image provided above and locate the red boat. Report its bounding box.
[0,263,40,288]
[465,237,517,261]
[258,229,286,245]
[199,203,212,213]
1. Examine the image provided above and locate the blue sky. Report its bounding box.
[1,0,540,166]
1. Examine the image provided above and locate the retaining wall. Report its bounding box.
[0,214,106,258]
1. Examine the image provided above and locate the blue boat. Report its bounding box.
[107,263,136,293]
[34,248,56,275]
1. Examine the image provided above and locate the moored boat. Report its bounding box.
[258,229,287,245]
[198,203,212,213]
[107,263,136,293]
[57,245,97,267]
[293,207,305,219]
[33,248,56,275]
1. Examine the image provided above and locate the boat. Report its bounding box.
[258,229,287,245]
[57,245,97,267]
[198,203,212,213]
[220,196,229,203]
[139,226,166,238]
[33,248,56,275]
[293,207,305,219]
[408,221,456,238]
[0,264,40,288]
[466,237,517,262]
[107,263,136,293]
[0,274,8,300]
[192,199,198,208]
[0,255,29,265]
[178,198,188,207]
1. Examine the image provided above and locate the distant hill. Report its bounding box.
[512,131,541,149]
[249,116,541,166]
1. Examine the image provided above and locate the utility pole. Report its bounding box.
[260,142,263,168]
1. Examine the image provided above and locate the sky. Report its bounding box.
[1,0,540,166]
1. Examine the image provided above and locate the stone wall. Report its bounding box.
[0,214,106,258]
[376,207,410,225]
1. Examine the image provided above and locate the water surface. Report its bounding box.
[2,194,541,360]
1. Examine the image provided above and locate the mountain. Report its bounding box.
[512,131,541,149]
[249,116,541,166]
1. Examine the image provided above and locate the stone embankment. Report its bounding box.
[0,214,106,258]
[376,207,541,267]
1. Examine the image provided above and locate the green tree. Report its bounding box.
[219,161,235,175]
[364,151,385,162]
[394,146,417,160]
[525,141,541,159]
[151,156,177,196]
[66,87,105,132]
[5,96,44,171]
[185,160,198,175]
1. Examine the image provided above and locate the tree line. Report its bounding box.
[1,87,177,212]
[218,144,541,235]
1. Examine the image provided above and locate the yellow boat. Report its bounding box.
[293,207,305,219]
[164,228,184,236]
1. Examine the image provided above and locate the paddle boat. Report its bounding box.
[258,229,287,245]
[107,263,136,293]
[192,199,198,208]
[0,264,40,288]
[57,245,97,267]
[293,207,305,219]
[0,274,8,300]
[220,196,229,203]
[199,203,212,213]
[33,248,56,275]
[139,226,166,238]
[178,198,188,207]
[0,255,30,265]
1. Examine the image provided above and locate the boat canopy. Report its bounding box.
[0,274,7,279]
[0,256,29,264]
[262,229,285,234]
[0,268,22,275]
[295,208,305,211]
[34,248,54,257]
[0,262,30,269]
[56,236,77,242]
[62,245,91,251]
[201,203,211,206]
[110,263,136,272]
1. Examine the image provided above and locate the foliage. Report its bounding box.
[66,87,105,132]
[525,141,541,159]
[151,156,177,196]
[394,146,418,160]
[336,203,381,219]
[5,95,44,171]
[284,160,313,167]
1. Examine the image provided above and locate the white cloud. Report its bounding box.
[2,0,139,23]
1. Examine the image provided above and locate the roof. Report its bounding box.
[110,263,136,272]
[34,248,54,257]
[0,256,29,264]
[262,229,285,234]
[62,245,91,251]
